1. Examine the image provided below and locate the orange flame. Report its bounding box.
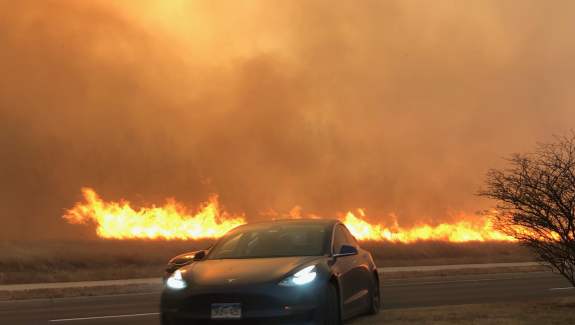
[342,210,515,242]
[64,188,245,240]
[64,188,515,242]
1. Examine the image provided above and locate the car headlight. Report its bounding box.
[279,265,317,287]
[166,270,187,290]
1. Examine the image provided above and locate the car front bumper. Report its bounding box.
[160,281,325,324]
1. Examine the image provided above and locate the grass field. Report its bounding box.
[0,240,536,284]
[351,297,575,325]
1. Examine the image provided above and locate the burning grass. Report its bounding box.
[0,240,535,285]
[64,188,515,242]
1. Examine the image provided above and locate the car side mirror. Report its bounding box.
[165,250,207,274]
[334,244,358,258]
[193,250,206,261]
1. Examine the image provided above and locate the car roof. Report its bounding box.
[233,218,339,230]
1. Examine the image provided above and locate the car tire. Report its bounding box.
[160,313,174,325]
[367,275,381,315]
[161,314,196,325]
[319,283,341,325]
[160,314,170,325]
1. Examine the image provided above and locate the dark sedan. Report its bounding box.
[161,219,380,324]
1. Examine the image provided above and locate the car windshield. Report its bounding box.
[207,224,328,259]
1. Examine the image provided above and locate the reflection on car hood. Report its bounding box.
[180,256,323,286]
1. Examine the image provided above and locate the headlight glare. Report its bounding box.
[166,270,187,290]
[279,265,317,287]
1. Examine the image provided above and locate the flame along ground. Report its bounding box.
[64,188,245,240]
[64,188,515,242]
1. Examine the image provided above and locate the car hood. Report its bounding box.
[179,256,323,286]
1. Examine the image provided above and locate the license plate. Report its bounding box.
[211,303,242,319]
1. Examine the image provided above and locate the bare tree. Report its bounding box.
[480,134,575,286]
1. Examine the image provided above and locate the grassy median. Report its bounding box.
[352,297,575,325]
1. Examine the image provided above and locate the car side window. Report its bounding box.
[332,225,349,254]
[343,227,359,248]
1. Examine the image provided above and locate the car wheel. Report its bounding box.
[319,283,341,325]
[161,314,196,325]
[367,275,381,315]
[160,313,176,325]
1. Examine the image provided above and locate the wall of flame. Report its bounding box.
[64,188,514,243]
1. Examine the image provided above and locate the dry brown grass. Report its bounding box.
[0,240,536,284]
[382,265,548,280]
[362,241,535,267]
[351,297,575,325]
[0,240,213,284]
[0,283,161,300]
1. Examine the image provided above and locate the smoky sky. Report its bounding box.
[1,0,574,239]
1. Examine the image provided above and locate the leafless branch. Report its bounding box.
[479,133,575,285]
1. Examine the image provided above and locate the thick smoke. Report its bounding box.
[1,0,574,239]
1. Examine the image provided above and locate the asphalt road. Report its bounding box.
[1,271,573,325]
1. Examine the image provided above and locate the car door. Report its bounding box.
[342,227,374,311]
[332,224,368,319]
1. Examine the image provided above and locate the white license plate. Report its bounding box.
[211,303,242,319]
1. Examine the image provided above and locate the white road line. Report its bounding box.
[49,312,159,322]
[549,287,575,291]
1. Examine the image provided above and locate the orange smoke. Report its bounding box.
[64,188,515,242]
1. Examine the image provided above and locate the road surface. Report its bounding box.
[1,271,573,324]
